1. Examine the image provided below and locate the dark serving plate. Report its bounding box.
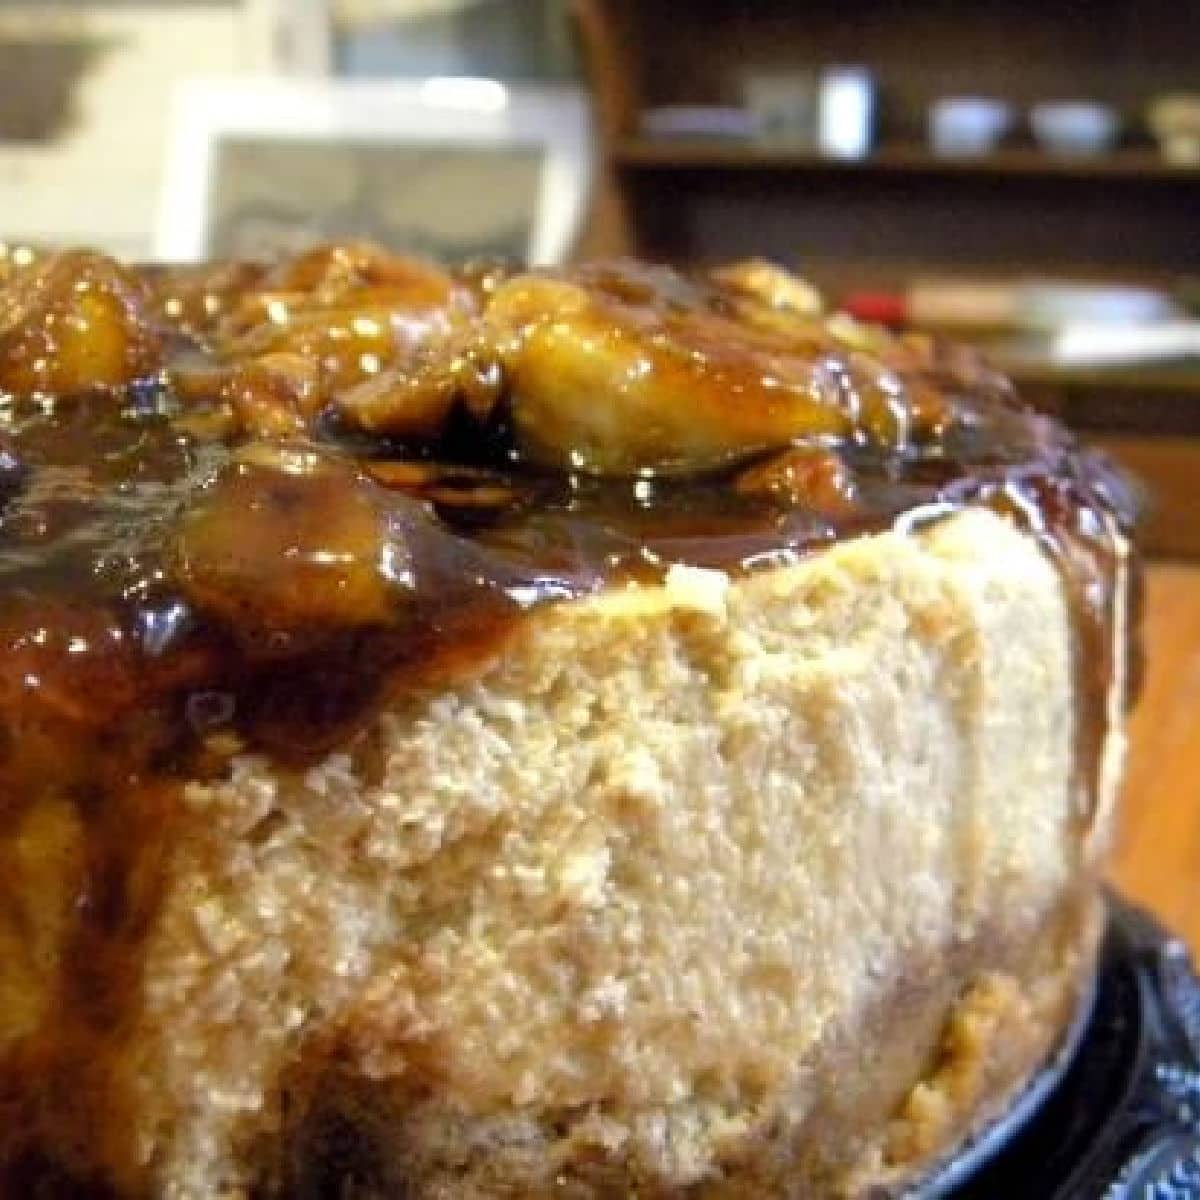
[913,894,1200,1199]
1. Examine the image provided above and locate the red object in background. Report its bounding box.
[840,291,908,327]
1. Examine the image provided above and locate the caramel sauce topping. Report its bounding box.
[0,243,1134,1194]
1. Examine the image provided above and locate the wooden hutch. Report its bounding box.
[572,0,1200,555]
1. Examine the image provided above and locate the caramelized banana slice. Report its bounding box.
[166,245,481,433]
[173,352,322,441]
[0,251,163,395]
[151,260,266,340]
[257,241,451,297]
[483,262,853,475]
[712,258,824,320]
[217,247,477,397]
[171,445,399,640]
[335,330,503,439]
[734,446,857,515]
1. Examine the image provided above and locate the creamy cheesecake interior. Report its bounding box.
[0,245,1134,1198]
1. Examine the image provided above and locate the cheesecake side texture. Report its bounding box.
[108,508,1100,1198]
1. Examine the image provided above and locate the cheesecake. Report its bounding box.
[0,244,1135,1198]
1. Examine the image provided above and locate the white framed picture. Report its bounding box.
[155,76,593,265]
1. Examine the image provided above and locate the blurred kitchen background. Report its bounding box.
[1,0,1198,937]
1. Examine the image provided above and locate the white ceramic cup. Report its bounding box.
[1030,101,1119,156]
[929,97,1013,156]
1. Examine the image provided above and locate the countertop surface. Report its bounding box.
[1110,561,1200,956]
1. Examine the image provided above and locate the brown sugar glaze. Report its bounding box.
[0,244,1135,1196]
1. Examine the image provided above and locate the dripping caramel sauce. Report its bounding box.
[0,248,1135,1197]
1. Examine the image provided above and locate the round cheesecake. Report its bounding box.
[0,246,1134,1198]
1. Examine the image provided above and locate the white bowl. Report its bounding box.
[1030,101,1119,156]
[929,97,1012,156]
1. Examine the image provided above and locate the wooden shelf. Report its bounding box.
[614,140,1200,182]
